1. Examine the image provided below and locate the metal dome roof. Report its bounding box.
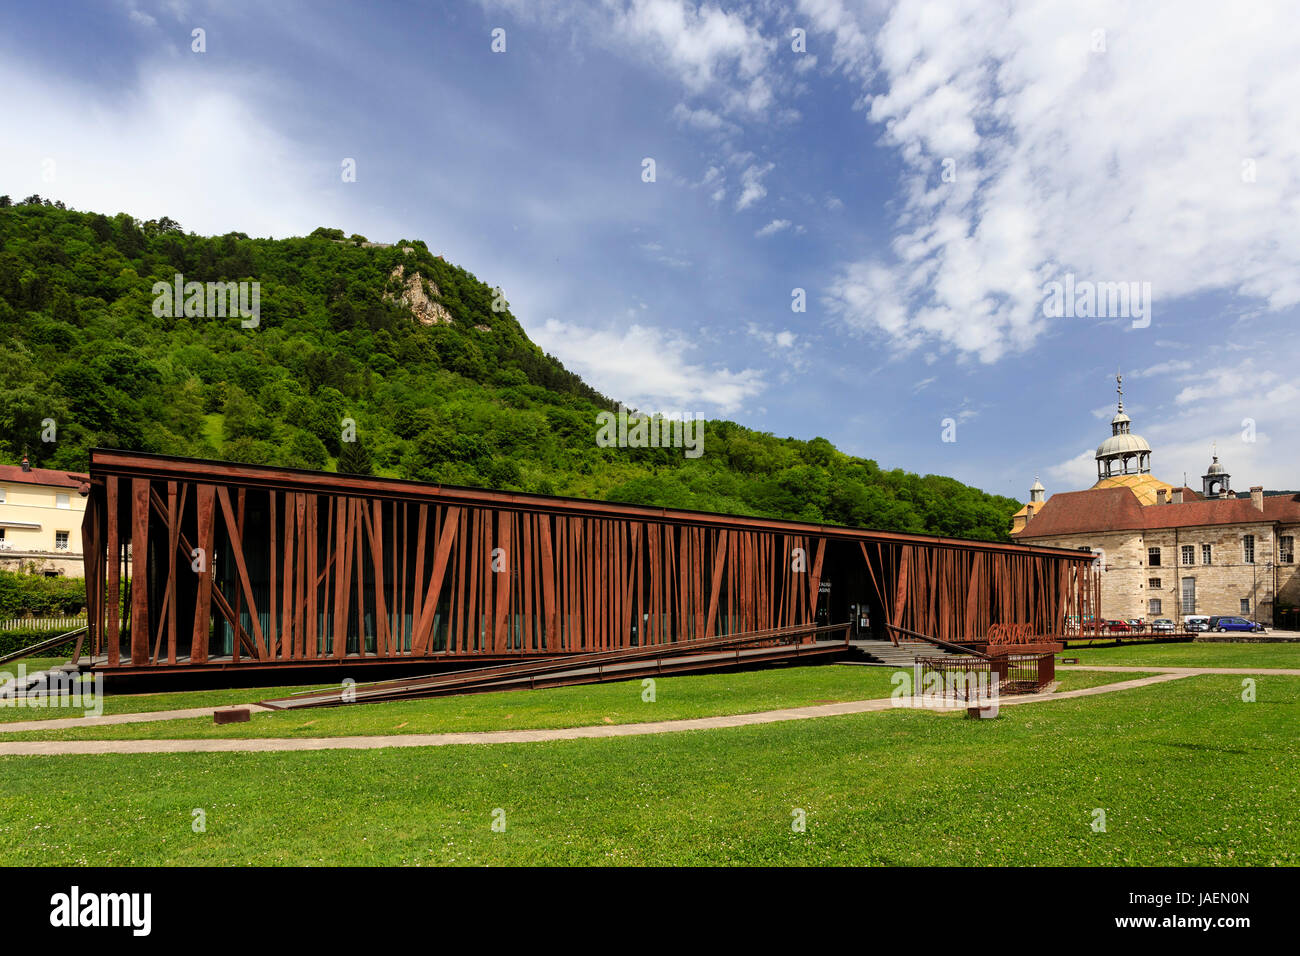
[1096,432,1152,458]
[1206,455,1226,475]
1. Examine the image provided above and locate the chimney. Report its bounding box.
[1171,488,1183,504]
[1025,505,1034,522]
[20,455,30,473]
[1156,489,1167,504]
[1251,486,1264,512]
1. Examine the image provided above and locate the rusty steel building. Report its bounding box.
[77,450,1099,675]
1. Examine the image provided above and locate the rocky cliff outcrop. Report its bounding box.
[386,264,454,326]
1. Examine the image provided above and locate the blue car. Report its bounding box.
[1208,616,1266,633]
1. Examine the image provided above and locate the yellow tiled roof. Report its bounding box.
[1091,473,1180,506]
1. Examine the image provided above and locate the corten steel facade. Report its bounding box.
[79,450,1099,671]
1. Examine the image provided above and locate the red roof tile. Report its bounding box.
[1013,487,1146,537]
[1015,486,1300,538]
[0,464,89,490]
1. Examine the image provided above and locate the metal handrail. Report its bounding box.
[263,621,850,707]
[885,623,989,659]
[0,626,88,666]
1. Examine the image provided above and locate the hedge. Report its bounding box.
[0,629,81,659]
[0,570,86,618]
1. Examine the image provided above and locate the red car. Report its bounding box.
[1104,620,1131,632]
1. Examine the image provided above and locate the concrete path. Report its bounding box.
[2,665,1286,744]
[1058,665,1300,676]
[0,671,1194,756]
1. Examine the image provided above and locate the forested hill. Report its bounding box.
[0,196,1021,541]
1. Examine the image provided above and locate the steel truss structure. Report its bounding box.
[79,450,1100,673]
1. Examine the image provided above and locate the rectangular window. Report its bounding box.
[1148,547,1162,567]
[1148,578,1161,589]
[55,493,70,510]
[1202,544,1212,565]
[1243,535,1255,564]
[0,486,6,503]
[1241,598,1251,615]
[1281,536,1295,563]
[55,531,69,550]
[1148,598,1162,615]
[0,527,5,543]
[1181,577,1196,615]
[1181,545,1195,565]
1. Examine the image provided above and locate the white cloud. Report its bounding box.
[816,0,1300,363]
[0,59,356,240]
[639,241,692,269]
[746,323,810,374]
[613,0,778,115]
[735,161,774,210]
[1046,448,1099,490]
[484,1,781,119]
[755,218,791,237]
[530,319,766,413]
[796,0,880,83]
[1129,360,1194,380]
[670,102,738,134]
[1045,352,1300,491]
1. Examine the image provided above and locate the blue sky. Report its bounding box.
[3,0,1299,499]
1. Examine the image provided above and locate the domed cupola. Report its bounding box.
[1202,444,1231,498]
[1095,374,1152,479]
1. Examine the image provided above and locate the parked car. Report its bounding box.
[1207,616,1266,633]
[1126,619,1146,629]
[1184,616,1210,632]
[1104,619,1131,632]
[1152,619,1176,633]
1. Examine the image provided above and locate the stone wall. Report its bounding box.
[1020,521,1300,624]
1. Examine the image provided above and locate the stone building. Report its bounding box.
[1012,377,1300,625]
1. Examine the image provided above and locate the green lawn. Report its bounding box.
[1,665,903,740]
[0,678,338,723]
[1053,670,1156,692]
[1061,640,1300,669]
[0,665,1164,742]
[0,657,67,674]
[0,674,1294,865]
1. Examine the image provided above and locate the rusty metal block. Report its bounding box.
[213,708,251,724]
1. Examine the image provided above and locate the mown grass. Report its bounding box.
[0,657,66,674]
[0,665,901,740]
[0,674,1294,865]
[1053,670,1156,692]
[0,677,338,723]
[1061,640,1300,669]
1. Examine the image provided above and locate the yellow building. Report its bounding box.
[0,458,90,577]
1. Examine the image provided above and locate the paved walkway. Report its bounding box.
[0,671,1194,756]
[1058,665,1300,675]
